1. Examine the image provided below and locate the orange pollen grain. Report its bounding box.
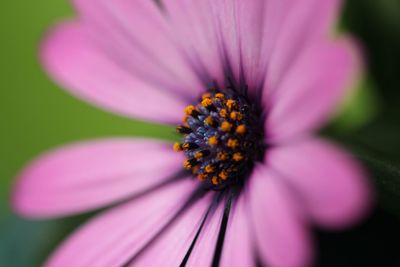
[201,98,213,107]
[205,164,215,173]
[217,152,228,161]
[219,170,229,180]
[227,138,239,148]
[220,121,232,132]
[215,93,225,99]
[205,116,214,125]
[182,143,190,151]
[173,142,182,152]
[219,109,228,118]
[233,152,244,161]
[194,152,203,160]
[226,99,236,110]
[197,173,206,181]
[230,111,243,120]
[211,176,219,185]
[202,92,212,99]
[183,160,192,169]
[184,105,196,115]
[208,136,218,146]
[236,124,246,135]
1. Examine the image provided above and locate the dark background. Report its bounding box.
[1,0,400,266]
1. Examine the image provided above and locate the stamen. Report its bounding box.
[227,139,239,149]
[201,98,213,107]
[208,136,219,146]
[194,151,204,160]
[183,159,195,170]
[211,176,219,185]
[219,170,228,180]
[232,152,244,162]
[235,125,246,135]
[173,142,182,152]
[230,111,243,120]
[184,105,196,115]
[197,173,206,181]
[202,92,212,99]
[205,164,215,173]
[174,89,264,189]
[220,121,232,132]
[205,116,214,126]
[215,93,225,99]
[219,109,228,118]
[217,152,228,161]
[226,99,236,110]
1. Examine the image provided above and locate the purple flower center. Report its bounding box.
[174,88,265,190]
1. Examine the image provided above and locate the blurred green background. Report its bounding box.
[1,0,400,266]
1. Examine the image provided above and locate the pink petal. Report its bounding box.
[162,0,225,87]
[267,138,371,228]
[266,37,361,142]
[185,202,225,267]
[162,0,341,96]
[12,138,185,218]
[261,0,341,90]
[45,179,198,267]
[131,195,213,266]
[73,0,205,96]
[249,166,312,267]
[41,21,191,124]
[220,195,253,267]
[207,0,267,91]
[162,0,268,91]
[133,195,223,267]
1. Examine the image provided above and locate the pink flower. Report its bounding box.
[12,1,371,266]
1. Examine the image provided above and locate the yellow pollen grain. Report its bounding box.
[219,170,229,180]
[197,173,206,181]
[183,160,192,169]
[226,99,236,110]
[205,116,214,125]
[184,105,196,115]
[227,138,239,148]
[182,143,190,151]
[202,92,212,99]
[230,111,243,120]
[236,124,247,135]
[173,142,182,152]
[217,152,228,161]
[220,121,232,132]
[215,93,225,99]
[230,111,238,120]
[208,136,218,146]
[233,152,244,161]
[194,152,203,160]
[219,109,228,118]
[201,98,213,107]
[205,164,215,173]
[211,176,219,185]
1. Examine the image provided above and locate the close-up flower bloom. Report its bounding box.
[11,0,371,266]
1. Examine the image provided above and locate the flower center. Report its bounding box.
[174,88,265,190]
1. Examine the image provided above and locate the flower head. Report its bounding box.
[13,0,371,266]
[176,88,265,189]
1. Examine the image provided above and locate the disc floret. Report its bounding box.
[174,88,264,189]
